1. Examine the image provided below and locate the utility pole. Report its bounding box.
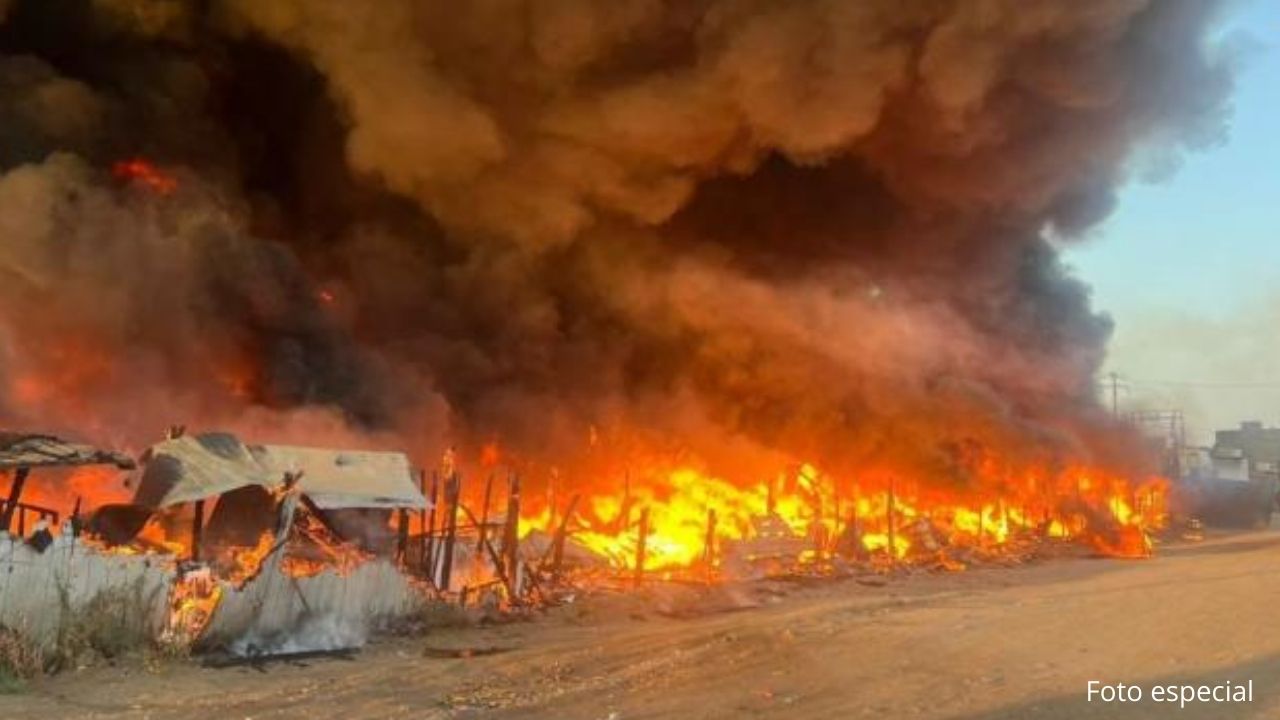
[1103,372,1130,419]
[1108,372,1121,417]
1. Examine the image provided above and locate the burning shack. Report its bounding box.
[0,433,149,652]
[126,431,430,654]
[1,432,135,536]
[2,430,433,656]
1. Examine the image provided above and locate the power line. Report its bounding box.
[1126,379,1280,389]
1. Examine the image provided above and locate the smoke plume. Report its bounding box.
[0,0,1236,487]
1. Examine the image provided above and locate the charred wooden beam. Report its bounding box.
[634,508,650,588]
[547,494,580,585]
[477,472,494,554]
[703,508,718,577]
[617,469,632,533]
[417,468,428,564]
[0,467,31,534]
[70,496,82,536]
[438,472,462,591]
[191,499,205,562]
[502,473,521,586]
[422,645,512,659]
[425,471,440,579]
[396,508,409,563]
[459,504,515,601]
[887,477,897,565]
[202,647,359,669]
[546,470,558,533]
[297,494,345,540]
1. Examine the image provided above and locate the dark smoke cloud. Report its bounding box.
[0,0,1235,484]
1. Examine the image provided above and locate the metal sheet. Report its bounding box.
[136,433,427,510]
[259,445,425,510]
[0,533,173,651]
[134,434,275,508]
[0,432,134,470]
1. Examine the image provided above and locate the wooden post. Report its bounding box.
[546,470,558,533]
[191,499,205,562]
[70,496,83,537]
[396,508,409,563]
[832,494,842,546]
[417,469,427,562]
[703,508,718,578]
[425,471,440,578]
[617,470,632,533]
[439,472,461,591]
[849,484,860,557]
[477,472,495,553]
[503,473,522,591]
[886,478,896,564]
[634,508,650,588]
[549,494,581,585]
[1,467,31,534]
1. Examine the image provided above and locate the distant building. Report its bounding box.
[1182,421,1280,527]
[1213,421,1280,482]
[1208,446,1250,483]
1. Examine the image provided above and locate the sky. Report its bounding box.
[1065,0,1280,444]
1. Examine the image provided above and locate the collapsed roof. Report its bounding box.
[0,433,135,470]
[134,432,428,511]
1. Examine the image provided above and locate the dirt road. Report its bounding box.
[5,531,1280,719]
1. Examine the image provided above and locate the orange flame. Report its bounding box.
[112,158,178,195]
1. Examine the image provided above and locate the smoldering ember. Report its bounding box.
[0,1,1274,719]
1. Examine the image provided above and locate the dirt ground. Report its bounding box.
[5,530,1280,720]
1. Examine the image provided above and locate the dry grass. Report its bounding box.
[45,580,160,673]
[0,625,42,693]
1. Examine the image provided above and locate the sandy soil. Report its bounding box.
[4,530,1280,720]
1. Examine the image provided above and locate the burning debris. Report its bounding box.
[1,425,1168,664]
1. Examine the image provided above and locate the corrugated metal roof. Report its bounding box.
[135,433,427,511]
[133,434,272,508]
[0,432,135,470]
[261,445,424,510]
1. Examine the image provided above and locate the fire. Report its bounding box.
[0,426,1168,655]
[570,468,768,569]
[518,460,1167,575]
[111,158,178,195]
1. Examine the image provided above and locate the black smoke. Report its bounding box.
[0,0,1236,485]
